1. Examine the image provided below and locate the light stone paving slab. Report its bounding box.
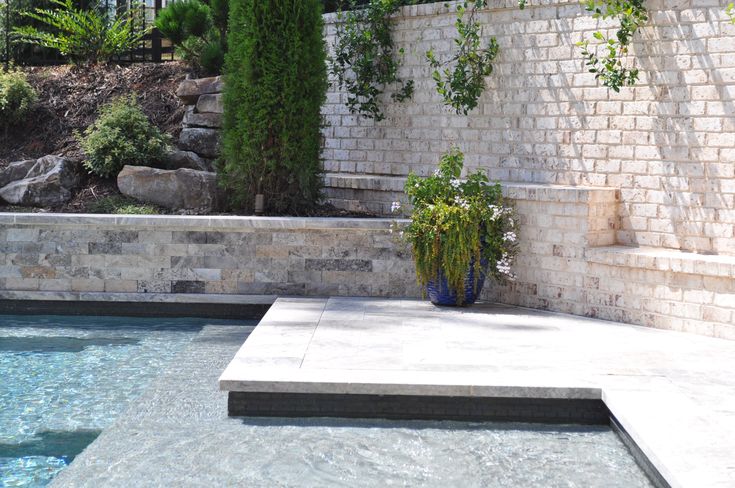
[219,297,735,488]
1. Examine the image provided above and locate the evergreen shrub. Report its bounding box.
[0,69,37,129]
[78,95,170,178]
[221,0,327,214]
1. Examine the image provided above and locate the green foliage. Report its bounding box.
[155,0,225,75]
[89,195,159,214]
[402,147,518,304]
[330,0,414,121]
[12,0,147,66]
[0,69,37,129]
[78,95,170,178]
[155,0,211,45]
[426,0,498,115]
[222,0,327,214]
[728,3,735,23]
[577,0,648,92]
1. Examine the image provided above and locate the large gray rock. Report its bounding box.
[117,165,221,212]
[0,156,81,206]
[195,94,223,114]
[164,150,213,172]
[179,128,221,158]
[0,159,37,188]
[176,76,223,104]
[183,106,222,128]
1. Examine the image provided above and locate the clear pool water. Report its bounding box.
[1,316,655,488]
[0,315,240,487]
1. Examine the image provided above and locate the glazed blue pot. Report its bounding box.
[426,256,489,307]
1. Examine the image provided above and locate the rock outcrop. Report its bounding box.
[176,77,224,162]
[164,150,213,172]
[117,165,221,212]
[0,156,82,206]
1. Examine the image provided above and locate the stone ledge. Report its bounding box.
[586,246,735,279]
[0,213,405,230]
[0,291,276,304]
[324,173,619,203]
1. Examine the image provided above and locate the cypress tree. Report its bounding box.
[221,0,327,214]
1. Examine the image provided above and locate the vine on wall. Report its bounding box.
[426,0,498,115]
[331,0,651,120]
[576,0,648,92]
[329,0,414,121]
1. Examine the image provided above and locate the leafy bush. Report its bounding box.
[401,148,518,304]
[78,95,170,178]
[426,0,499,115]
[0,69,38,130]
[12,0,148,66]
[221,0,327,214]
[155,0,226,75]
[89,195,159,215]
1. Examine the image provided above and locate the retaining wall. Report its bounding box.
[321,0,735,256]
[1,181,733,339]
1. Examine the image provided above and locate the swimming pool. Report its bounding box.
[1,315,655,487]
[0,314,244,487]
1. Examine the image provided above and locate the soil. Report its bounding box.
[1,62,188,167]
[0,62,376,218]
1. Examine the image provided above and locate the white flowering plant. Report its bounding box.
[400,147,518,301]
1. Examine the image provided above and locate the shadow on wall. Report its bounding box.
[625,8,735,254]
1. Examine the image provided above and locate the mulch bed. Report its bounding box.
[0,62,375,217]
[1,62,188,168]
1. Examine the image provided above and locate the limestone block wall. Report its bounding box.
[321,0,735,255]
[1,181,733,339]
[0,215,416,298]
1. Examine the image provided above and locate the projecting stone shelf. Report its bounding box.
[587,246,735,279]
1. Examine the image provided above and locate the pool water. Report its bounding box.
[0,315,241,487]
[1,316,655,487]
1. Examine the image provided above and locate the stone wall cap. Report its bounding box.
[0,212,406,230]
[587,245,735,278]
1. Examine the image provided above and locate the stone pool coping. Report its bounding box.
[220,297,735,488]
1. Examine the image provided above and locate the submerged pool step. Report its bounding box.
[228,392,610,424]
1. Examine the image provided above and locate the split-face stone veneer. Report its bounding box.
[1,179,733,340]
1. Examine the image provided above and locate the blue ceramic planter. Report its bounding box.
[426,257,489,307]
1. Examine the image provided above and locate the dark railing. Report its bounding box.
[1,0,433,67]
[1,0,173,67]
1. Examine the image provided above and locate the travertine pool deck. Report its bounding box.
[220,297,735,488]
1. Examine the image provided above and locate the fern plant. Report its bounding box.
[12,0,147,66]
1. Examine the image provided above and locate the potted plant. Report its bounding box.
[398,147,518,306]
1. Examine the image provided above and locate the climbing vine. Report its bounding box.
[330,0,414,121]
[331,0,651,120]
[426,0,498,115]
[576,0,648,92]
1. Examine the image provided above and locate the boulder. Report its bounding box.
[0,159,37,188]
[164,150,213,172]
[0,156,82,206]
[117,165,221,212]
[195,94,223,114]
[175,76,223,104]
[183,106,222,128]
[179,128,221,158]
